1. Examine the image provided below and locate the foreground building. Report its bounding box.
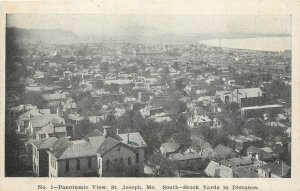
[45,126,146,177]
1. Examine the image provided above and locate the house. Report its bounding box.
[42,93,67,107]
[150,112,172,123]
[204,161,233,178]
[258,162,290,178]
[16,109,51,133]
[229,135,263,154]
[190,136,213,159]
[10,104,37,121]
[62,100,77,114]
[212,144,238,161]
[168,149,202,170]
[63,71,72,78]
[187,114,212,128]
[247,146,274,161]
[27,114,65,138]
[233,166,259,178]
[140,106,164,117]
[285,127,291,137]
[25,139,40,168]
[241,104,283,118]
[91,90,125,104]
[35,124,67,140]
[220,156,253,168]
[47,126,147,177]
[231,88,264,107]
[31,137,59,177]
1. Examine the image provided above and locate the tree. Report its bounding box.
[77,95,102,117]
[5,28,32,176]
[60,77,70,90]
[74,118,98,138]
[168,91,187,118]
[22,92,48,109]
[92,79,104,90]
[106,83,120,92]
[244,119,270,140]
[5,111,31,176]
[146,153,176,177]
[175,78,186,92]
[70,75,82,88]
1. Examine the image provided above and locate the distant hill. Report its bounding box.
[6,27,79,44]
[6,27,290,45]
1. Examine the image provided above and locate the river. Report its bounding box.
[199,37,291,52]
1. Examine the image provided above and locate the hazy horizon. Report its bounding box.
[7,14,291,36]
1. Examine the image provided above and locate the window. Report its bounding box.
[136,153,139,163]
[114,159,118,165]
[88,158,92,169]
[76,159,80,170]
[128,157,131,166]
[120,157,124,165]
[106,159,110,170]
[65,160,69,172]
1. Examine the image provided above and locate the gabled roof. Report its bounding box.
[17,109,51,123]
[259,162,290,177]
[58,140,95,159]
[247,146,273,154]
[117,132,147,147]
[32,137,58,150]
[48,138,72,159]
[30,114,65,128]
[234,88,262,98]
[215,165,233,178]
[36,126,66,135]
[49,132,146,160]
[42,93,66,101]
[84,129,103,138]
[168,151,201,161]
[247,145,260,153]
[94,137,120,155]
[221,156,252,167]
[233,166,259,178]
[213,144,234,159]
[205,161,220,177]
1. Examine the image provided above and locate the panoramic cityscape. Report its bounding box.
[5,14,291,178]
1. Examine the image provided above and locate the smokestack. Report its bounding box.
[103,126,111,138]
[126,133,130,144]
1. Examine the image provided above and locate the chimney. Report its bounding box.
[103,126,111,138]
[126,133,130,144]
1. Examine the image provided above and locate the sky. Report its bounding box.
[6,14,291,36]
